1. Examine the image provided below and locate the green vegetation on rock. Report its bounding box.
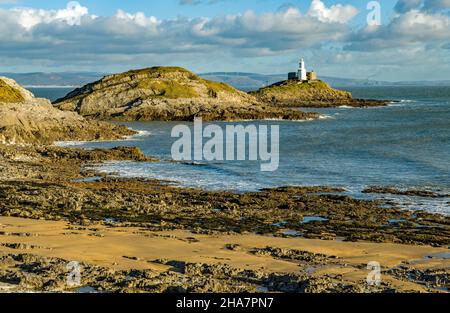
[0,79,25,103]
[105,66,197,82]
[251,79,354,107]
[137,79,200,99]
[202,79,237,93]
[254,80,346,95]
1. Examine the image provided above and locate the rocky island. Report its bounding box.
[0,77,134,144]
[251,79,390,108]
[251,58,390,108]
[53,67,318,121]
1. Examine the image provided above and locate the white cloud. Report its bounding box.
[307,0,359,23]
[394,9,450,39]
[347,8,450,51]
[13,1,90,30]
[115,9,159,28]
[0,1,356,60]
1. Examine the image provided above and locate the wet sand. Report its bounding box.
[1,216,449,293]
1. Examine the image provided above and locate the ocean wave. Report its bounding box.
[54,128,151,147]
[125,129,151,140]
[318,114,334,120]
[91,160,262,192]
[242,118,316,122]
[387,99,417,107]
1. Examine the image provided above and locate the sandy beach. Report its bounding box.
[0,215,448,293]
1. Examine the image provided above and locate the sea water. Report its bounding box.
[32,86,450,215]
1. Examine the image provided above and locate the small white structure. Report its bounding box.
[288,58,317,81]
[298,58,307,81]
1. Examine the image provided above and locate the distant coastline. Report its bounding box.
[4,72,449,91]
[25,85,79,88]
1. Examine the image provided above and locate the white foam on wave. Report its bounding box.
[318,114,334,120]
[387,99,417,107]
[54,140,90,147]
[125,129,151,140]
[236,118,316,122]
[90,160,261,192]
[54,128,151,147]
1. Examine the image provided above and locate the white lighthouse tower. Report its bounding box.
[298,58,307,81]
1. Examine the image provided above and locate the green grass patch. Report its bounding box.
[259,80,330,93]
[138,79,200,99]
[202,79,237,93]
[0,79,25,103]
[107,66,197,81]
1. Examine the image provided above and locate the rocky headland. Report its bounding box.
[0,77,134,145]
[53,67,319,121]
[251,80,390,108]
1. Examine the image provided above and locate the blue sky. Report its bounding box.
[0,0,449,81]
[1,0,398,26]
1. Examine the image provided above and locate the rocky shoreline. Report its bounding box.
[0,143,449,293]
[363,186,450,198]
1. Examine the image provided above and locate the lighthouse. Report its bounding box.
[288,58,318,81]
[298,58,307,81]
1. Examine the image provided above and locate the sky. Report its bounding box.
[0,0,449,81]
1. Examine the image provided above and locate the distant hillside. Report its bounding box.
[2,71,450,90]
[198,72,393,89]
[198,72,286,91]
[199,72,450,90]
[0,72,104,87]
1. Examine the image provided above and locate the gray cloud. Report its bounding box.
[423,0,450,10]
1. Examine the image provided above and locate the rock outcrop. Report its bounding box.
[251,80,390,107]
[54,67,319,121]
[0,77,134,144]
